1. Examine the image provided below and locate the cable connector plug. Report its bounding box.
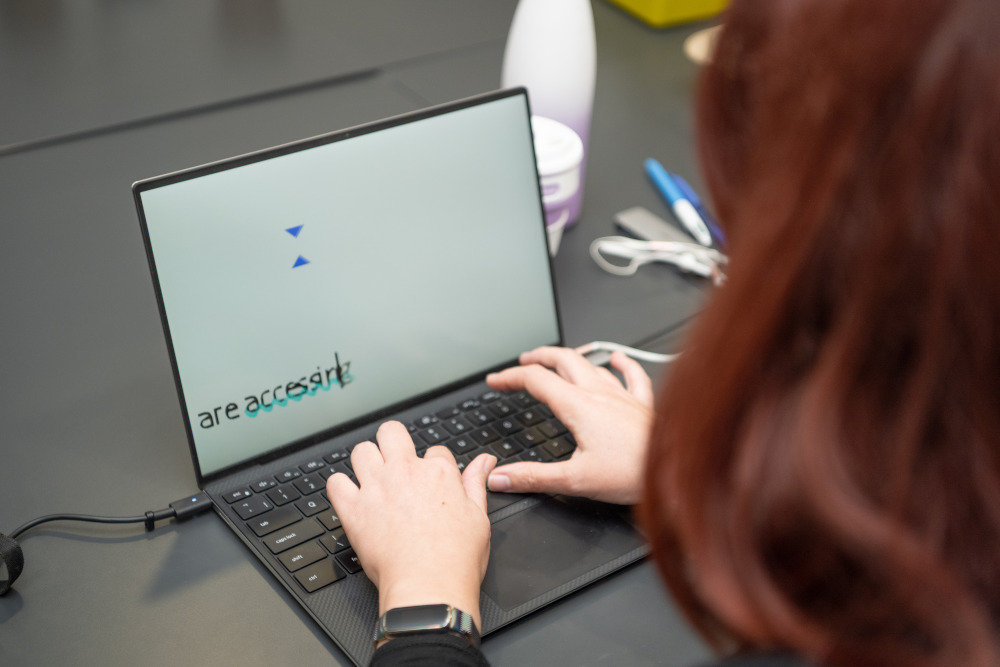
[169,492,213,522]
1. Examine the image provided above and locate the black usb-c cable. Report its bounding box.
[0,492,213,596]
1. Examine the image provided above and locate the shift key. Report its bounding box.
[263,518,324,553]
[248,506,301,537]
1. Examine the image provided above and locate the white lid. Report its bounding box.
[531,116,584,176]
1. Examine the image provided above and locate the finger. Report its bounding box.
[487,364,581,414]
[326,472,358,514]
[595,365,628,392]
[374,421,417,462]
[349,440,384,482]
[488,460,575,496]
[518,346,608,388]
[610,351,655,407]
[462,453,497,514]
[422,444,457,465]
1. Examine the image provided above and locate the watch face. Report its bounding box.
[384,604,452,633]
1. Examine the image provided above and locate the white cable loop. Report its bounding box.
[576,341,679,364]
[589,236,727,285]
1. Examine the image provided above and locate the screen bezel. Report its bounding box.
[132,88,564,486]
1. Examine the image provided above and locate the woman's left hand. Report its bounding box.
[326,421,497,631]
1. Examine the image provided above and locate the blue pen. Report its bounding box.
[644,158,713,246]
[670,173,726,249]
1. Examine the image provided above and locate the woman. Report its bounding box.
[326,0,1000,664]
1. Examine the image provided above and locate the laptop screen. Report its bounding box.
[134,90,561,479]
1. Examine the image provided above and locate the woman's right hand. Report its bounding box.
[485,346,655,505]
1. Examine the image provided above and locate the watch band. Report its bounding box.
[374,604,480,648]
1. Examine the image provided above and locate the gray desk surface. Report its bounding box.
[0,2,715,665]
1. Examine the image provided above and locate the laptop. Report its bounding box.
[132,88,647,665]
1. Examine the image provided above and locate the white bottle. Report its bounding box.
[502,0,596,227]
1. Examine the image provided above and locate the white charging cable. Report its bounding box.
[590,236,727,285]
[576,340,679,364]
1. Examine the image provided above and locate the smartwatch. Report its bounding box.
[374,604,480,648]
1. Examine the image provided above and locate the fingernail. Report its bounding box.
[488,473,510,492]
[486,455,498,474]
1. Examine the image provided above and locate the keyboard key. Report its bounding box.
[300,459,326,474]
[263,519,324,554]
[488,400,515,419]
[320,462,356,483]
[319,528,351,554]
[317,510,342,531]
[495,418,522,436]
[233,495,273,520]
[510,391,538,408]
[276,468,302,483]
[442,417,472,435]
[335,548,364,575]
[278,541,326,572]
[465,409,494,426]
[223,488,252,503]
[324,449,349,464]
[293,475,324,495]
[294,558,346,593]
[543,436,575,459]
[414,414,438,428]
[537,419,568,439]
[520,446,553,463]
[249,478,277,493]
[296,495,330,517]
[458,399,480,411]
[416,426,448,445]
[470,426,500,445]
[266,483,301,506]
[514,428,545,449]
[479,391,503,403]
[316,464,338,480]
[446,437,479,457]
[515,408,544,427]
[248,506,301,537]
[490,439,523,459]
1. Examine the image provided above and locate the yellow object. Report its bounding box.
[605,0,727,27]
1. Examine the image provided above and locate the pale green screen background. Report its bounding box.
[140,95,560,476]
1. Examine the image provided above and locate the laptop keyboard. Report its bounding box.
[222,389,577,594]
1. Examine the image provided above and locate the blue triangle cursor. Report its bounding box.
[286,225,304,238]
[293,255,310,268]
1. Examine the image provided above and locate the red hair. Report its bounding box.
[640,0,1000,664]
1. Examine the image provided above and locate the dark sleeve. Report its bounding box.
[369,633,490,667]
[696,652,809,667]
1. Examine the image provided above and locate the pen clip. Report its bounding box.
[669,173,726,249]
[644,158,713,247]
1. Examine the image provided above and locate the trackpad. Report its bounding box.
[481,495,646,611]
